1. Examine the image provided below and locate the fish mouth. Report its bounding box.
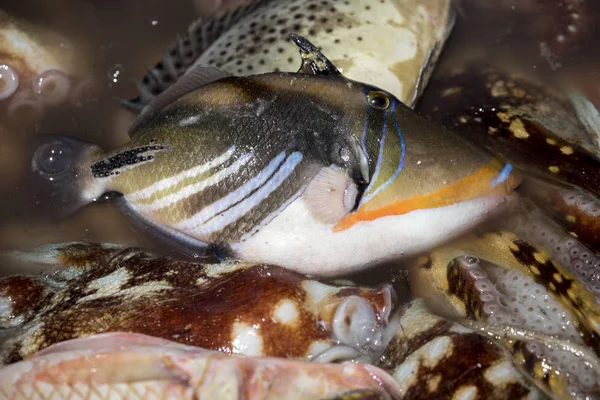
[334,159,521,232]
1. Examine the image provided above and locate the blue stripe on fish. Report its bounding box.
[179,152,287,229]
[183,152,304,237]
[362,109,388,202]
[491,163,514,188]
[362,101,406,203]
[361,88,371,159]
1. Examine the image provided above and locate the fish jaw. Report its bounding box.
[233,193,514,277]
[335,158,521,232]
[0,333,402,400]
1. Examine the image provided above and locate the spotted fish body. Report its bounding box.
[0,242,396,365]
[378,299,544,399]
[131,0,454,109]
[31,36,519,276]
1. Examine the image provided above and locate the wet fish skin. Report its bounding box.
[0,333,403,400]
[28,36,519,276]
[0,242,396,364]
[128,0,455,111]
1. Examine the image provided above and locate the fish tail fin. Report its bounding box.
[21,134,105,222]
[122,0,275,111]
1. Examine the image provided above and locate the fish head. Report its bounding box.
[288,34,521,232]
[331,81,522,234]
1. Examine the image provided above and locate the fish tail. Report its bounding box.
[123,0,275,111]
[23,134,105,221]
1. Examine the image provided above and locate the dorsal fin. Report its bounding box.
[128,66,231,136]
[121,0,276,114]
[289,33,341,77]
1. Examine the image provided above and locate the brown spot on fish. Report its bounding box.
[1,245,393,365]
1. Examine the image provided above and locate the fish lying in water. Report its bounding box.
[0,332,402,400]
[28,35,520,276]
[0,242,396,365]
[128,0,454,111]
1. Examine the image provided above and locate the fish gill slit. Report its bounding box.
[362,109,389,203]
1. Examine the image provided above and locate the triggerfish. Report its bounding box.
[28,35,520,276]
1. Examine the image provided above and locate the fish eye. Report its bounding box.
[32,140,74,178]
[367,91,390,110]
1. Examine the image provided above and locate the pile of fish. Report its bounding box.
[1,0,599,399]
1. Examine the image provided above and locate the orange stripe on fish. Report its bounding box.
[334,159,521,232]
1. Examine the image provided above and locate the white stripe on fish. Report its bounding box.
[179,152,303,237]
[137,153,253,211]
[127,145,237,202]
[175,152,286,230]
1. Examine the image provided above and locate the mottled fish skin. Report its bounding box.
[377,299,543,399]
[0,332,403,400]
[417,62,600,199]
[131,0,454,109]
[412,229,600,353]
[0,242,396,365]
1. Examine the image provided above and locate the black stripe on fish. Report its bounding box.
[213,153,317,244]
[91,142,168,178]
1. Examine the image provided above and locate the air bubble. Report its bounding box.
[108,64,124,85]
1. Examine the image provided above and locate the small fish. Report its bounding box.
[126,0,454,111]
[28,35,520,276]
[0,332,403,400]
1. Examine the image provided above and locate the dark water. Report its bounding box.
[0,0,202,274]
[0,0,597,276]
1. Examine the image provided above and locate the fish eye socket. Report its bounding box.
[367,91,390,110]
[33,141,73,178]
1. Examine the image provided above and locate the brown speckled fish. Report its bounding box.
[128,0,454,110]
[0,242,397,365]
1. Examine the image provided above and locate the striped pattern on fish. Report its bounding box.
[29,35,520,275]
